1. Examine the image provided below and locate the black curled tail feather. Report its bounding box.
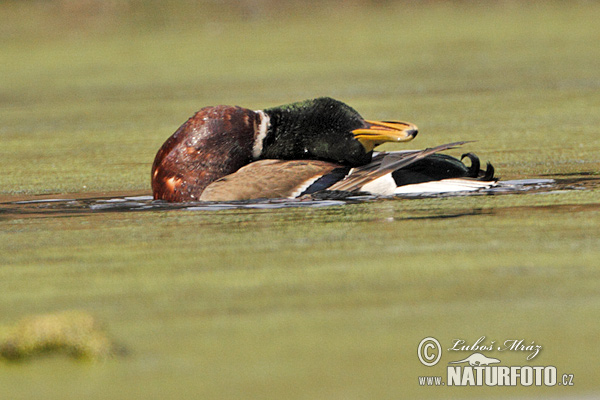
[483,162,496,181]
[460,153,480,178]
[461,152,496,181]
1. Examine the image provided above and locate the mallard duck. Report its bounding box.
[151,97,495,202]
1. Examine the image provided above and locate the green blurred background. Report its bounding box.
[2,0,599,194]
[1,1,599,399]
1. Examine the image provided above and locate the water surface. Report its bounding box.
[2,177,598,220]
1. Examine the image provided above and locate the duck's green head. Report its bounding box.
[257,97,418,166]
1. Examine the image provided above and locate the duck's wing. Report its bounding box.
[199,159,347,201]
[199,142,497,201]
[328,142,472,192]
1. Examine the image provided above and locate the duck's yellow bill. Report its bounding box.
[352,120,418,152]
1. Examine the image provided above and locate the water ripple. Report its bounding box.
[1,177,598,219]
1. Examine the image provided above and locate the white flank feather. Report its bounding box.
[392,178,497,194]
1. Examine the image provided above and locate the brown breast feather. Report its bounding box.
[151,106,259,202]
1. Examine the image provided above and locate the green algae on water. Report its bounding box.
[0,310,122,361]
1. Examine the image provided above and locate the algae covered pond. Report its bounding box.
[1,1,600,399]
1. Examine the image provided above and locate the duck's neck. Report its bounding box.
[251,110,270,159]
